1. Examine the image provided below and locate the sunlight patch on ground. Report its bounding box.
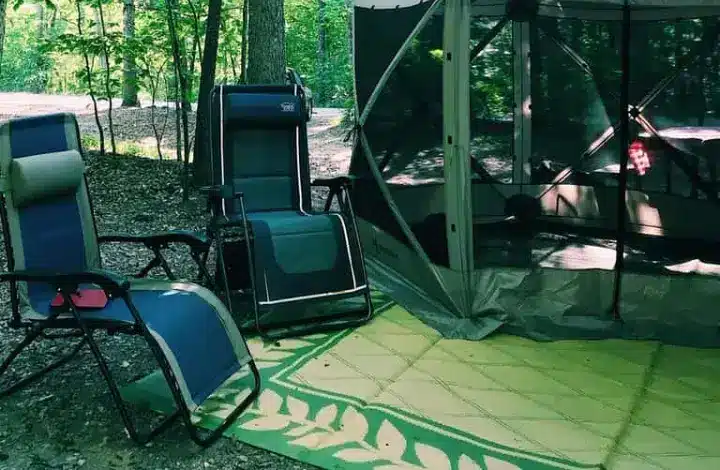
[309,123,338,134]
[82,136,185,161]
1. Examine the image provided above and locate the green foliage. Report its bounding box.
[285,0,318,80]
[286,0,353,107]
[0,8,55,91]
[0,0,356,108]
[133,2,175,101]
[216,0,243,83]
[4,0,719,130]
[470,20,513,119]
[121,141,143,155]
[81,133,100,149]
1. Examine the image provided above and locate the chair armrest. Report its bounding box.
[98,230,209,252]
[0,269,130,296]
[311,176,353,189]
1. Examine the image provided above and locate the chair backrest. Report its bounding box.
[0,113,100,318]
[210,84,312,215]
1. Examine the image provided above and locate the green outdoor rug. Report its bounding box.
[122,293,720,470]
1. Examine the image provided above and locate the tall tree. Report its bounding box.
[122,0,139,107]
[317,0,326,104]
[345,0,353,78]
[75,0,105,155]
[31,2,51,92]
[246,0,285,84]
[96,0,116,154]
[240,0,248,82]
[93,7,106,69]
[0,0,6,79]
[165,0,191,200]
[192,0,222,185]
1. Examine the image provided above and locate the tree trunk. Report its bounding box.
[174,70,181,162]
[317,0,326,105]
[32,3,51,92]
[246,0,285,84]
[166,0,192,201]
[76,0,105,155]
[345,0,353,68]
[140,56,169,160]
[0,0,7,78]
[94,8,107,70]
[187,0,204,68]
[97,0,116,154]
[34,4,44,39]
[122,0,139,107]
[342,0,354,125]
[192,0,222,186]
[240,0,249,83]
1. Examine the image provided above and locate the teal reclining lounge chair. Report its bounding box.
[0,113,260,447]
[206,84,373,339]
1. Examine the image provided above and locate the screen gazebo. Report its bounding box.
[347,0,720,345]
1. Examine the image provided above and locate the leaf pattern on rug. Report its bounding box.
[226,390,523,470]
[248,338,319,370]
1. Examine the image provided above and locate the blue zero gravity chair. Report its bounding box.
[0,113,260,447]
[205,84,373,339]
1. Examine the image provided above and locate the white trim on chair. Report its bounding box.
[259,285,368,306]
[219,84,228,216]
[331,213,357,289]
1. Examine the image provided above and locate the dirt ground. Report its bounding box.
[0,92,353,175]
[0,93,353,470]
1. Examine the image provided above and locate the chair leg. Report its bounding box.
[65,310,182,445]
[156,249,178,281]
[185,360,262,448]
[136,255,162,278]
[0,327,87,398]
[71,299,255,447]
[121,308,261,448]
[191,249,215,290]
[215,229,237,315]
[134,239,262,447]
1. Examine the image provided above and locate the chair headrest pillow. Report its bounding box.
[224,93,305,125]
[10,150,85,207]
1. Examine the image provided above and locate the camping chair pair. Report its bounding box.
[205,84,373,339]
[0,113,260,447]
